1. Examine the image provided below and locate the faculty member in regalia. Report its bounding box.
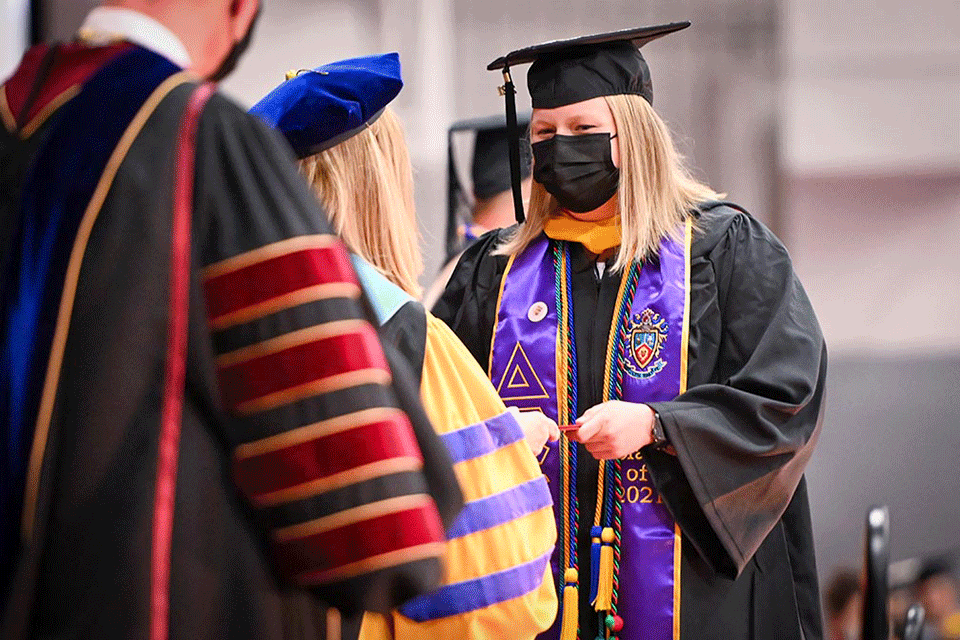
[0,2,462,638]
[251,53,560,640]
[435,22,828,640]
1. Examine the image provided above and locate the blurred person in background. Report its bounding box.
[436,22,827,640]
[916,559,960,639]
[453,117,534,253]
[0,1,463,638]
[251,53,560,640]
[424,117,533,308]
[824,569,862,640]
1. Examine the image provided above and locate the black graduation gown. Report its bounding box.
[434,203,828,640]
[1,43,461,640]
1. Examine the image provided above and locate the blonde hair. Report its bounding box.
[299,107,423,297]
[498,94,722,271]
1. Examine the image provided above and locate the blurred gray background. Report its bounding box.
[5,0,960,588]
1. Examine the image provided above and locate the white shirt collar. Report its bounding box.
[596,260,607,279]
[79,7,192,69]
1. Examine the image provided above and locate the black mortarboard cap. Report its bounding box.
[917,557,956,584]
[445,115,531,261]
[472,121,532,200]
[487,22,690,223]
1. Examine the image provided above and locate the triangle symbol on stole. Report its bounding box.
[507,366,529,389]
[497,342,549,400]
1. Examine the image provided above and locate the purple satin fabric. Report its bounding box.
[488,236,564,640]
[616,231,686,640]
[491,233,687,640]
[489,237,559,421]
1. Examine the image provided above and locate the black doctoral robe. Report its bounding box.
[434,202,828,640]
[1,42,461,640]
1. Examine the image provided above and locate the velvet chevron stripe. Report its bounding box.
[440,505,555,587]
[202,239,361,329]
[233,413,424,501]
[451,438,540,504]
[438,410,524,463]
[391,410,555,626]
[278,498,445,582]
[216,321,389,413]
[400,550,554,621]
[445,476,551,539]
[202,236,446,589]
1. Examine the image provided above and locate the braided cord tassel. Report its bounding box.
[602,263,640,639]
[553,242,570,577]
[608,460,624,639]
[553,242,569,603]
[589,465,605,606]
[554,242,579,640]
[563,244,580,574]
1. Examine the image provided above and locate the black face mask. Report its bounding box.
[532,133,619,213]
[208,5,262,82]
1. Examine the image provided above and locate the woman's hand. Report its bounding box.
[510,407,561,453]
[571,401,655,460]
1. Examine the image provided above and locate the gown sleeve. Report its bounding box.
[645,210,827,578]
[192,94,462,615]
[431,230,507,367]
[422,254,460,311]
[360,314,557,640]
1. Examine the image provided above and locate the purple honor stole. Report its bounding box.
[490,220,692,640]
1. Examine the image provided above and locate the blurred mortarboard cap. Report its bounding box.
[445,114,531,260]
[249,52,402,159]
[917,557,956,584]
[486,22,690,223]
[469,116,532,200]
[488,22,690,108]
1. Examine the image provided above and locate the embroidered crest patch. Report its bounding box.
[624,308,668,379]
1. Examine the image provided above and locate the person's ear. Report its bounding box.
[228,0,260,41]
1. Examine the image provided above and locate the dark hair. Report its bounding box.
[825,570,862,618]
[916,558,956,585]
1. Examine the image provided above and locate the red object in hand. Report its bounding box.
[559,424,580,432]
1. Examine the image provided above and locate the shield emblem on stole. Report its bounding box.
[632,330,658,370]
[623,308,669,379]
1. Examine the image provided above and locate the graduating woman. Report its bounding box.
[434,23,828,640]
[251,54,559,640]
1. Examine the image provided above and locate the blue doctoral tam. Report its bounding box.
[250,52,403,158]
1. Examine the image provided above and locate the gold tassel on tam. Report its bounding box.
[560,568,579,640]
[595,528,615,611]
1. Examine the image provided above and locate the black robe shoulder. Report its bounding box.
[2,50,460,639]
[434,203,828,640]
